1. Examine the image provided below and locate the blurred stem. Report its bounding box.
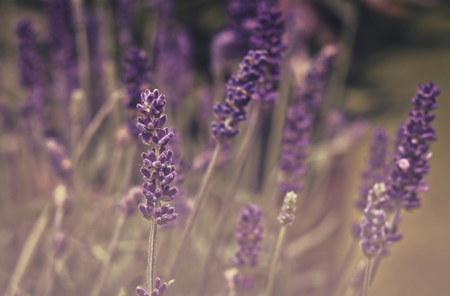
[361,257,373,296]
[148,219,158,291]
[5,205,49,296]
[106,146,125,193]
[265,225,287,296]
[71,0,91,98]
[72,90,122,166]
[197,105,260,295]
[330,238,358,296]
[167,142,222,279]
[43,203,65,296]
[90,214,125,296]
[120,142,138,192]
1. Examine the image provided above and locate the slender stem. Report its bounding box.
[90,214,126,296]
[197,106,260,295]
[167,142,222,279]
[330,238,358,296]
[5,205,49,296]
[148,219,158,291]
[361,257,373,296]
[72,91,122,165]
[265,225,287,296]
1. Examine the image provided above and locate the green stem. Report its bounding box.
[72,91,122,166]
[265,225,287,296]
[361,257,373,296]
[148,219,158,291]
[197,106,260,295]
[5,205,49,296]
[90,214,126,296]
[167,142,222,279]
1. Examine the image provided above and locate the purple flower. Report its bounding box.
[278,105,310,194]
[230,204,263,290]
[211,50,267,142]
[119,186,144,217]
[251,3,286,104]
[360,183,388,258]
[45,137,73,179]
[137,89,178,226]
[387,82,439,210]
[136,277,167,296]
[114,0,136,47]
[356,127,389,210]
[296,45,338,114]
[16,20,42,89]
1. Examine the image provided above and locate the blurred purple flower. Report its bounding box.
[114,0,136,47]
[45,137,73,179]
[230,203,264,290]
[387,82,439,210]
[119,186,145,217]
[136,277,167,296]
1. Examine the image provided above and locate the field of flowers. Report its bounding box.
[1,0,450,296]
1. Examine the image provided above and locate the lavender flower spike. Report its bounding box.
[230,204,264,290]
[387,82,439,210]
[136,277,167,296]
[357,127,389,210]
[16,20,42,89]
[278,191,297,226]
[360,183,387,258]
[211,50,267,142]
[118,186,144,217]
[45,137,73,178]
[137,89,178,226]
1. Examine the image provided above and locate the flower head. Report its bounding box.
[136,278,167,296]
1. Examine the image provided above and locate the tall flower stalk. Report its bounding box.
[136,89,178,294]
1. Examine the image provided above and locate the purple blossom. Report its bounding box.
[136,278,167,296]
[16,20,42,89]
[251,3,286,104]
[114,0,136,47]
[278,105,310,194]
[356,127,389,210]
[296,45,338,113]
[230,204,263,290]
[211,50,267,142]
[360,183,387,258]
[45,137,73,179]
[118,186,145,217]
[137,89,178,226]
[387,82,439,210]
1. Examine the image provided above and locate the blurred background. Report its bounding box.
[1,0,450,295]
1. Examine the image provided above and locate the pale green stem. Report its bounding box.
[265,225,287,296]
[197,106,260,295]
[361,257,373,296]
[167,142,223,279]
[90,214,126,296]
[72,91,122,165]
[148,219,158,291]
[228,289,236,296]
[5,205,49,296]
[43,204,65,296]
[71,0,91,98]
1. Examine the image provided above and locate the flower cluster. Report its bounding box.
[357,127,389,210]
[230,204,264,290]
[278,106,310,194]
[114,0,136,47]
[360,183,388,258]
[211,50,266,142]
[278,191,298,226]
[387,82,439,210]
[16,20,42,89]
[251,3,286,104]
[296,45,338,114]
[45,137,73,178]
[136,278,167,296]
[118,186,144,217]
[124,48,150,135]
[137,89,178,226]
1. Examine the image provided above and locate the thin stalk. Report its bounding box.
[106,146,125,193]
[72,90,122,166]
[197,106,260,295]
[330,238,358,296]
[361,257,373,296]
[167,142,222,279]
[5,205,49,296]
[265,225,287,296]
[90,214,126,296]
[148,219,158,290]
[43,204,65,296]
